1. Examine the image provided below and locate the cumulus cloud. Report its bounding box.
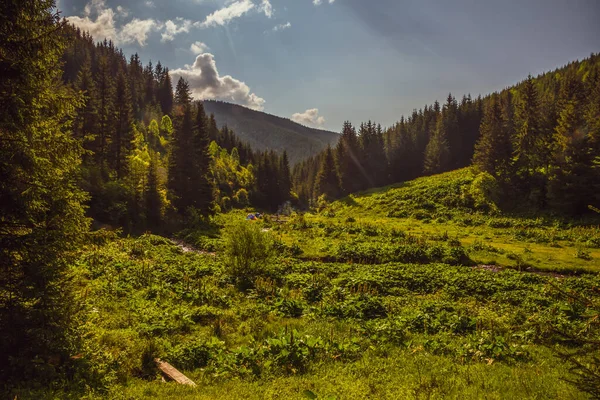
[190,41,210,54]
[198,0,255,28]
[291,108,326,127]
[171,54,266,111]
[68,0,118,43]
[313,0,335,4]
[272,22,291,32]
[120,18,157,46]
[67,0,157,46]
[161,18,192,42]
[259,0,273,18]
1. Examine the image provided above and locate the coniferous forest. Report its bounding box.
[2,2,600,399]
[295,60,600,215]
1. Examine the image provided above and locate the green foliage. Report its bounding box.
[223,221,274,288]
[466,172,500,213]
[0,1,90,384]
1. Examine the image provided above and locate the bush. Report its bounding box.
[223,220,274,289]
[466,172,501,213]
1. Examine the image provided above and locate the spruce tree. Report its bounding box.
[315,146,341,200]
[336,121,363,194]
[112,69,133,178]
[473,94,512,180]
[514,77,548,175]
[424,117,451,174]
[168,79,195,214]
[190,102,215,215]
[279,150,292,203]
[95,55,115,173]
[0,0,89,382]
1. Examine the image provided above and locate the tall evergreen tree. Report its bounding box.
[315,146,341,200]
[112,69,133,178]
[168,78,195,214]
[190,102,215,215]
[0,0,89,382]
[336,121,363,195]
[73,56,97,167]
[94,55,114,173]
[424,117,451,174]
[473,94,512,180]
[279,150,292,202]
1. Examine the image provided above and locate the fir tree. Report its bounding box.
[168,78,195,214]
[424,117,451,174]
[190,102,215,215]
[315,146,341,200]
[473,94,512,180]
[112,69,133,178]
[0,0,89,382]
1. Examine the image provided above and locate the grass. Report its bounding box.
[272,168,600,274]
[10,168,600,399]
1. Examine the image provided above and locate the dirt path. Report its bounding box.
[171,239,217,257]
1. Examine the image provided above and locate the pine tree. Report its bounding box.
[514,76,548,175]
[279,150,292,202]
[73,55,97,165]
[168,79,195,214]
[159,68,174,115]
[95,55,114,173]
[0,0,89,382]
[424,117,451,174]
[315,146,341,200]
[190,102,215,215]
[112,69,133,178]
[473,94,512,180]
[336,121,363,195]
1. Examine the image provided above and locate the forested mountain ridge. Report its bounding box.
[203,101,339,165]
[295,53,600,215]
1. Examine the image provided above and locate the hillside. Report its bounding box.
[203,101,339,165]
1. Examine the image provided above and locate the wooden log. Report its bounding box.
[154,358,197,387]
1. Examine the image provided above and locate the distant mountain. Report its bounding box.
[203,101,339,165]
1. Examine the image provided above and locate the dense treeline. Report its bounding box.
[60,25,292,232]
[295,54,600,215]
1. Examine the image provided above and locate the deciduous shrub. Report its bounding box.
[223,220,274,289]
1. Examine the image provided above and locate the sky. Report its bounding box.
[59,0,600,132]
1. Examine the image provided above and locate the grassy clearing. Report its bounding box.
[10,168,599,399]
[271,168,600,274]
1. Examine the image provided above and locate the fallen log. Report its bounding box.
[154,358,197,387]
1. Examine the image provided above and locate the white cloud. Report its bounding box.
[68,0,118,43]
[190,41,210,54]
[272,22,291,32]
[145,1,155,8]
[197,0,255,28]
[116,5,128,17]
[120,18,157,46]
[67,0,157,46]
[291,108,326,128]
[171,54,266,111]
[259,0,273,18]
[161,18,192,42]
[313,0,335,5]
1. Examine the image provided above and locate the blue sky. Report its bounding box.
[60,0,600,132]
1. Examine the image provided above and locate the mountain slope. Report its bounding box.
[203,101,339,165]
